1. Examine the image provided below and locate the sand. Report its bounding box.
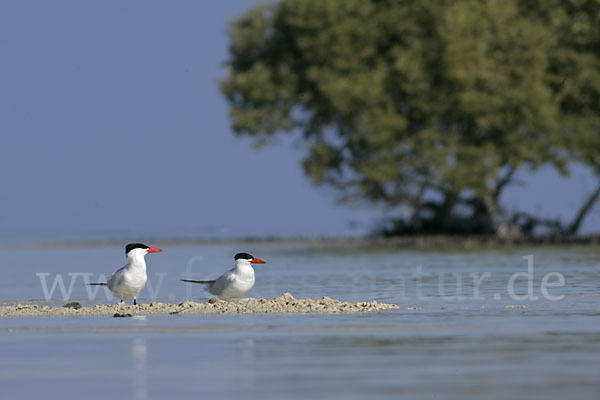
[0,293,399,317]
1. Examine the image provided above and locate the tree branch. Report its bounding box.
[566,180,600,235]
[493,165,517,200]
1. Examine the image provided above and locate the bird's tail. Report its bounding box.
[181,279,216,285]
[87,283,108,286]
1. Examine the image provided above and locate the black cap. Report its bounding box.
[126,243,150,254]
[234,252,254,261]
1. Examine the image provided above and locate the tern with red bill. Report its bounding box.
[88,243,163,305]
[181,252,267,300]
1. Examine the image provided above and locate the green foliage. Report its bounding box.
[221,0,600,235]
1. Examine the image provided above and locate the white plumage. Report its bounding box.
[182,252,266,300]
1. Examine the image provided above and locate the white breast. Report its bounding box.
[108,265,147,299]
[208,266,255,300]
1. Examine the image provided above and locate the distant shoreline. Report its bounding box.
[4,234,600,249]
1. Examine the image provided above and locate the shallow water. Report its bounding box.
[0,241,599,399]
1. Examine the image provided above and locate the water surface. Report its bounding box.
[0,242,598,399]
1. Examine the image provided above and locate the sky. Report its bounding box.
[0,1,598,241]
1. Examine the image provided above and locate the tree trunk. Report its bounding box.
[489,166,522,238]
[566,181,600,235]
[438,191,458,232]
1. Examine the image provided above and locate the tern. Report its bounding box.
[88,243,163,305]
[181,252,266,300]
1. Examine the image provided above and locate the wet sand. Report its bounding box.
[0,293,399,317]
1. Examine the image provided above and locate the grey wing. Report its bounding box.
[107,266,126,291]
[208,269,236,294]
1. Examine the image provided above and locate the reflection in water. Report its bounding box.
[237,339,258,390]
[131,338,148,400]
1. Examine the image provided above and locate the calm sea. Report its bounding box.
[0,241,598,399]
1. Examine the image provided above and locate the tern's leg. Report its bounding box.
[133,298,137,306]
